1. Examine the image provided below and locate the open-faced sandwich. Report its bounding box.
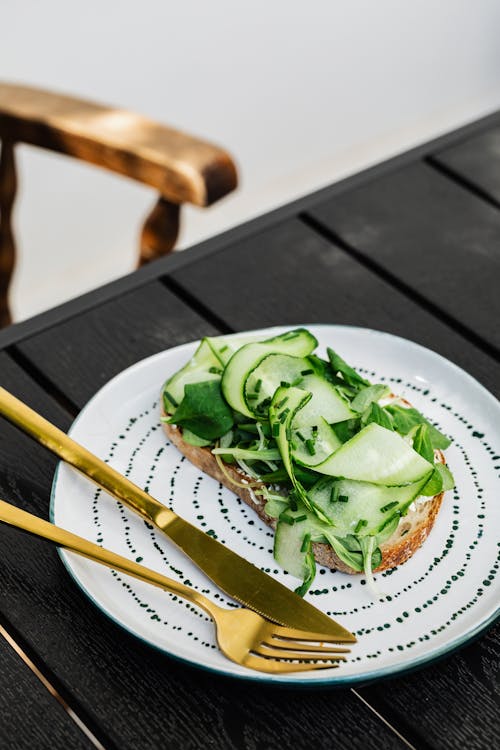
[161,328,454,596]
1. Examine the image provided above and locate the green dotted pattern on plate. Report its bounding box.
[89,376,499,667]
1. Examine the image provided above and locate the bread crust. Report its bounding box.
[162,408,446,575]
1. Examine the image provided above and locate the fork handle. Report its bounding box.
[0,497,221,620]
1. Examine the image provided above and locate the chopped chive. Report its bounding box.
[164,391,178,408]
[294,514,307,523]
[305,439,316,456]
[254,378,262,393]
[280,514,295,525]
[311,425,318,436]
[380,500,399,513]
[330,485,340,503]
[300,369,314,376]
[338,494,349,503]
[300,533,311,553]
[272,423,280,437]
[289,496,298,511]
[354,519,368,534]
[296,431,306,442]
[246,394,258,400]
[275,396,289,409]
[208,366,223,374]
[278,408,290,423]
[280,381,291,388]
[219,345,228,353]
[286,425,292,441]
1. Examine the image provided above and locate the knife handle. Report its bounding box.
[0,387,176,528]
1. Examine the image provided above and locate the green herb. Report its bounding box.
[300,369,314,376]
[168,380,233,440]
[386,405,451,449]
[338,495,349,503]
[254,378,262,393]
[380,500,399,513]
[305,439,316,456]
[332,418,361,443]
[354,519,368,534]
[280,381,291,388]
[300,533,311,553]
[278,408,290,423]
[275,396,289,409]
[327,347,370,389]
[330,485,340,503]
[163,390,178,409]
[294,514,307,523]
[412,424,434,464]
[362,402,394,430]
[279,513,295,525]
[272,423,280,437]
[420,462,455,496]
[351,384,390,413]
[208,366,223,375]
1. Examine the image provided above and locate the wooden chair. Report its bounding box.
[0,82,238,327]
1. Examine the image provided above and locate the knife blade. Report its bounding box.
[0,387,355,642]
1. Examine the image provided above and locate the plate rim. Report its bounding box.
[50,323,500,686]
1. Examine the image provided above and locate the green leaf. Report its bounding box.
[332,418,361,443]
[412,424,435,464]
[323,531,364,572]
[327,348,370,389]
[168,380,233,440]
[351,384,390,413]
[385,405,451,450]
[294,541,317,597]
[361,401,394,430]
[420,462,455,496]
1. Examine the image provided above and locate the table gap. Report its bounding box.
[425,155,500,212]
[160,275,235,334]
[299,212,500,363]
[0,611,115,750]
[6,345,80,417]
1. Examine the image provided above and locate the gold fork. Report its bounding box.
[0,498,349,674]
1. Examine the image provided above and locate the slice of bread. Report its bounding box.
[161,400,446,575]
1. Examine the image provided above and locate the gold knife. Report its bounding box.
[0,387,355,642]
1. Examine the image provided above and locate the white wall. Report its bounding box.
[4,0,500,321]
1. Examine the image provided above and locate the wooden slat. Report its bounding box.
[306,161,500,356]
[0,353,407,750]
[432,126,500,207]
[0,633,92,750]
[16,280,221,409]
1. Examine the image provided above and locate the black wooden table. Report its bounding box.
[1,111,499,750]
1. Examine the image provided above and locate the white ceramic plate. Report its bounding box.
[51,325,500,685]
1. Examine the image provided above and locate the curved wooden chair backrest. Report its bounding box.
[0,82,238,327]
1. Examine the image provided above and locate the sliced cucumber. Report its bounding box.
[274,506,326,579]
[206,334,259,367]
[162,339,221,412]
[269,386,313,489]
[291,418,342,467]
[245,353,308,415]
[312,423,433,486]
[292,373,356,427]
[221,328,318,417]
[309,475,429,537]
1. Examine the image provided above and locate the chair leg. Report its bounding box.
[0,139,16,328]
[139,196,180,267]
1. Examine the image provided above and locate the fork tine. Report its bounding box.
[255,643,347,661]
[244,654,341,674]
[259,640,350,655]
[269,624,356,644]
